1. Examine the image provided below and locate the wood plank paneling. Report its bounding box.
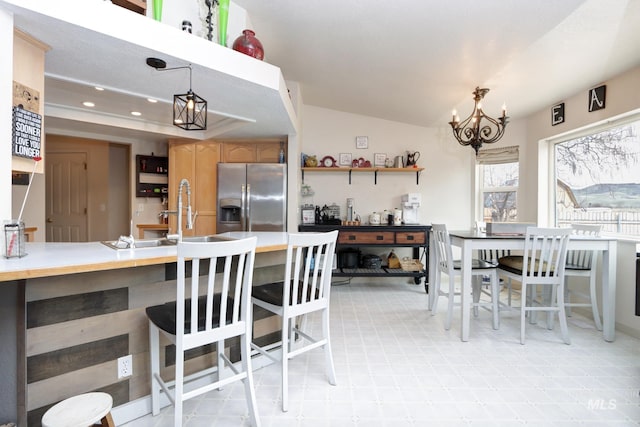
[27,288,128,328]
[27,334,128,383]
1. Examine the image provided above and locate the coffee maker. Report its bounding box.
[401,193,421,224]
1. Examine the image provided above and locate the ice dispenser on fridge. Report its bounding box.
[219,198,241,226]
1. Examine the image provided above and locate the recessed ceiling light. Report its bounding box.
[131,111,142,116]
[82,101,95,107]
[94,86,104,91]
[147,98,158,103]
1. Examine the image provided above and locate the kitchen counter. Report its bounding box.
[0,232,289,282]
[0,231,289,426]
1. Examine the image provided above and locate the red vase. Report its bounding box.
[232,29,264,60]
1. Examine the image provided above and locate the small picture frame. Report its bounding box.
[339,153,352,166]
[374,153,387,166]
[355,136,368,149]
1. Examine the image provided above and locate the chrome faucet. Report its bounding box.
[165,178,194,242]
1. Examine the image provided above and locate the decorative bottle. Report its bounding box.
[278,142,285,163]
[232,29,264,60]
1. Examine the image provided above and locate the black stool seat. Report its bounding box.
[253,281,320,307]
[146,294,234,335]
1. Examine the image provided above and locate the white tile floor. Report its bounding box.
[122,280,640,426]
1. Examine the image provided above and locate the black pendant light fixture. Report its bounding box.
[146,57,207,131]
[449,87,508,155]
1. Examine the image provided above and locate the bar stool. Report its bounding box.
[41,392,115,427]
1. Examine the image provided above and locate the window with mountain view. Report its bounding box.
[554,119,640,237]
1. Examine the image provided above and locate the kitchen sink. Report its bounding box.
[101,238,177,249]
[101,235,234,249]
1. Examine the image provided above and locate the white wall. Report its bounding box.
[301,105,470,229]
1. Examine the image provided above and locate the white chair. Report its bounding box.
[251,231,338,412]
[430,224,500,331]
[146,237,260,427]
[479,248,516,308]
[565,224,603,330]
[497,227,572,345]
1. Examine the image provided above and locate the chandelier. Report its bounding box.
[449,87,508,155]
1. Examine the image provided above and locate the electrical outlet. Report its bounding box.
[117,354,133,379]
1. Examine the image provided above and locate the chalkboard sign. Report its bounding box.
[12,106,42,159]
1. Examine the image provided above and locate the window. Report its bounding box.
[476,146,519,222]
[554,118,640,237]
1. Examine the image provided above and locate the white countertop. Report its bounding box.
[0,232,289,281]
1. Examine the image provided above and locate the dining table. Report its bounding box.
[428,229,618,342]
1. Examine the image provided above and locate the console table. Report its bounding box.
[298,224,430,291]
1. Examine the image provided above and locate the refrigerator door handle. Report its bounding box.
[241,184,246,231]
[246,184,252,231]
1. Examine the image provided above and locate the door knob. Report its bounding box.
[46,218,53,223]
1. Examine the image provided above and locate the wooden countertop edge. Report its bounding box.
[0,255,178,282]
[257,244,288,253]
[0,244,288,282]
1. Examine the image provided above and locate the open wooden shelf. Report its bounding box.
[301,167,424,184]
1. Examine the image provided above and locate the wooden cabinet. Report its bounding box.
[221,139,286,163]
[338,231,395,245]
[299,224,431,290]
[222,143,256,163]
[169,138,285,236]
[168,140,220,236]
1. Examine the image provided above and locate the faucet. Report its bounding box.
[165,178,194,242]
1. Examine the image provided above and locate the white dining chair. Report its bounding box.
[565,223,603,330]
[497,227,572,345]
[251,231,338,412]
[478,248,516,309]
[431,224,500,330]
[146,237,260,427]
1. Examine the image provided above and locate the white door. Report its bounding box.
[46,152,88,242]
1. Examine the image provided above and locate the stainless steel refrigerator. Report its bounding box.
[217,163,287,232]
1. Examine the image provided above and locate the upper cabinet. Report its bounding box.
[221,139,286,163]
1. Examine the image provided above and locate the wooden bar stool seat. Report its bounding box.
[41,392,115,427]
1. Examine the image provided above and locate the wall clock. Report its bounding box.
[321,155,337,167]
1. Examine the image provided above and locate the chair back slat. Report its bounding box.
[522,227,571,282]
[432,224,454,274]
[285,231,338,308]
[566,224,601,268]
[176,237,257,338]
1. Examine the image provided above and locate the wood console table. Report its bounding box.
[136,224,168,239]
[299,224,430,291]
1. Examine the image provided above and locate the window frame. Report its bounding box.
[540,108,640,235]
[475,146,520,223]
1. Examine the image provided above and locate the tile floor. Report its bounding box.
[122,280,640,426]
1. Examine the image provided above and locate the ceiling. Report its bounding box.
[234,0,640,125]
[6,0,640,145]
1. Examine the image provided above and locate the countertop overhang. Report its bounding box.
[0,232,288,282]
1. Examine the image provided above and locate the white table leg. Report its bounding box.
[428,232,437,310]
[602,243,617,342]
[461,242,473,341]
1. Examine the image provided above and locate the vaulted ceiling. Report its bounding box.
[6,0,640,144]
